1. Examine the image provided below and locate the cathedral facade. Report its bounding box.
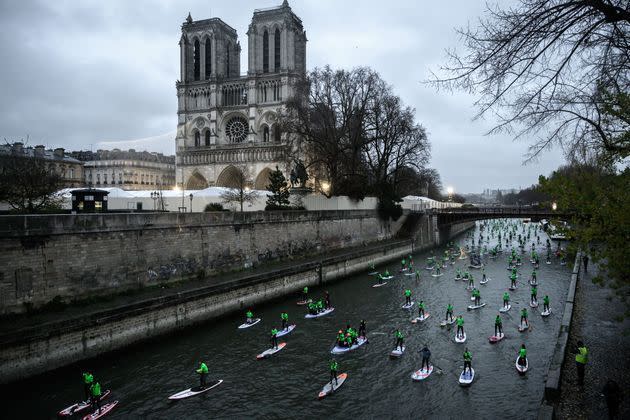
[175,0,306,190]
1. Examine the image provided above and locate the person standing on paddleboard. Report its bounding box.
[329,359,339,386]
[420,345,431,371]
[302,286,308,302]
[503,292,510,309]
[271,328,279,350]
[281,312,289,330]
[520,308,529,328]
[445,303,454,322]
[394,329,404,351]
[456,316,465,339]
[518,344,527,366]
[246,309,254,324]
[324,291,331,309]
[494,314,503,336]
[89,380,102,414]
[404,289,412,306]
[472,288,481,306]
[196,362,208,388]
[531,286,538,305]
[418,301,426,319]
[543,295,550,313]
[82,371,94,400]
[359,320,367,338]
[463,348,472,375]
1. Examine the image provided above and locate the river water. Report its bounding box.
[3,219,571,419]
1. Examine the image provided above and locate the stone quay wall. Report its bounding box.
[0,210,406,315]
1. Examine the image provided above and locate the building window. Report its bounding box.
[263,125,269,142]
[205,36,212,79]
[69,168,74,179]
[193,39,201,81]
[194,131,201,147]
[274,28,281,71]
[225,116,248,143]
[263,30,269,73]
[273,125,281,142]
[205,130,211,146]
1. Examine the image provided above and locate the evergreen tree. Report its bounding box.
[266,166,290,209]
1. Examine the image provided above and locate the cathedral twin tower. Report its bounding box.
[175,0,306,190]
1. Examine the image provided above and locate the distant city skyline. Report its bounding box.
[0,0,565,192]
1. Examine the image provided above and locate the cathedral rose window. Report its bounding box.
[225,116,248,143]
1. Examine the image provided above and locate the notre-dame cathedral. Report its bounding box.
[175,0,306,190]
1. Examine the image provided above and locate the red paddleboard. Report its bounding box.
[82,401,119,420]
[489,333,505,343]
[256,342,287,359]
[318,373,347,399]
[58,390,111,417]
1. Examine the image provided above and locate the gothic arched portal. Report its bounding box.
[186,170,208,189]
[215,165,243,189]
[255,167,273,190]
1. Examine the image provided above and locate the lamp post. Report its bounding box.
[447,186,454,204]
[189,193,193,212]
[151,191,158,211]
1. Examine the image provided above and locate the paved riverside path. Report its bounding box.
[0,238,410,338]
[556,263,630,419]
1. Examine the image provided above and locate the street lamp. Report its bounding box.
[150,191,158,210]
[321,181,330,194]
[447,186,454,203]
[189,193,193,212]
[552,202,557,211]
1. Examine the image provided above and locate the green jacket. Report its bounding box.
[519,348,527,358]
[446,304,453,312]
[83,372,93,385]
[503,293,510,301]
[330,361,338,371]
[246,311,253,318]
[271,328,278,336]
[196,362,208,374]
[576,346,588,364]
[418,302,425,309]
[90,382,101,397]
[531,287,538,295]
[395,331,403,339]
[281,312,288,321]
[457,318,464,327]
[495,316,502,326]
[405,290,411,297]
[543,296,550,305]
[521,309,528,317]
[463,351,472,362]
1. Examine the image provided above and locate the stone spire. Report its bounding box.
[282,0,289,7]
[186,12,192,24]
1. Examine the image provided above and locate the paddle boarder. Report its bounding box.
[245,309,255,324]
[445,303,454,323]
[463,348,472,375]
[456,315,465,339]
[404,289,412,306]
[196,361,208,388]
[358,319,367,338]
[530,286,538,305]
[518,344,527,367]
[520,308,529,328]
[494,314,503,336]
[329,359,339,386]
[271,328,279,350]
[89,380,102,414]
[417,300,426,319]
[302,286,308,302]
[281,312,289,330]
[394,329,404,351]
[420,344,431,372]
[503,292,510,309]
[324,291,331,309]
[82,371,94,400]
[472,288,481,306]
[543,295,550,313]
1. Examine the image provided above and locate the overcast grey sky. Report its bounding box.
[0,0,565,193]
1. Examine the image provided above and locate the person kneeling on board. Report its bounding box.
[196,362,208,388]
[337,330,346,347]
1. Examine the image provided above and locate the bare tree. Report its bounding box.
[219,166,260,212]
[0,145,63,213]
[432,0,630,162]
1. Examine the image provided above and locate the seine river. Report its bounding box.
[4,220,571,419]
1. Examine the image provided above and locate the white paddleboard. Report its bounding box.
[459,368,475,386]
[372,282,388,288]
[489,333,505,343]
[468,302,486,310]
[331,337,368,354]
[275,324,296,338]
[168,380,223,400]
[431,273,443,277]
[82,401,119,420]
[480,278,489,285]
[368,271,378,276]
[238,318,261,329]
[541,308,552,317]
[516,355,529,374]
[500,304,511,312]
[440,317,455,327]
[401,301,415,309]
[381,275,394,280]
[318,373,347,399]
[518,323,529,332]
[305,307,335,319]
[411,313,430,323]
[405,272,415,276]
[529,301,539,308]
[58,390,111,417]
[454,332,467,343]
[411,365,433,381]
[390,346,405,358]
[257,342,287,359]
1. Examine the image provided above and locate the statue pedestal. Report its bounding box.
[289,187,312,208]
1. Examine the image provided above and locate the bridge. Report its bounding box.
[423,206,572,226]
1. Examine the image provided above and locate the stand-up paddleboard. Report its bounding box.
[468,302,486,310]
[305,307,335,319]
[459,368,475,386]
[401,301,415,309]
[368,271,379,276]
[318,373,347,399]
[530,301,539,308]
[331,337,368,354]
[168,379,223,400]
[518,323,529,332]
[480,278,489,285]
[500,304,512,313]
[411,313,431,323]
[431,273,443,277]
[257,342,287,359]
[405,272,415,276]
[296,299,312,306]
[529,280,538,286]
[276,324,296,338]
[390,346,405,358]
[238,318,261,329]
[515,355,529,374]
[82,401,119,420]
[381,275,394,280]
[469,264,483,269]
[546,261,552,265]
[509,286,517,291]
[400,267,409,272]
[541,308,552,317]
[440,318,456,327]
[411,365,433,381]
[489,332,505,343]
[58,390,111,417]
[454,332,467,343]
[470,295,476,301]
[454,277,462,281]
[372,282,388,288]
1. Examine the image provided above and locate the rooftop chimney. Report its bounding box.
[34,145,45,157]
[11,142,23,154]
[54,147,65,159]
